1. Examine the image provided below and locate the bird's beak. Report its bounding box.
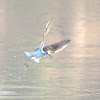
[48,54,52,57]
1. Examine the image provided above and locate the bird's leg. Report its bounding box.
[24,61,28,66]
[25,60,34,67]
[23,59,32,67]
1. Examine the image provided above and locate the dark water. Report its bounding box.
[0,0,100,100]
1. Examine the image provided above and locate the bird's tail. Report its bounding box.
[24,52,33,58]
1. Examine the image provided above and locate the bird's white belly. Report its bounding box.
[31,50,42,63]
[31,57,40,63]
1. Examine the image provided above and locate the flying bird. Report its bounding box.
[24,18,70,66]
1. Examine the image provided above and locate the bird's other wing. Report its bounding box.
[45,17,53,35]
[43,18,53,42]
[43,40,70,53]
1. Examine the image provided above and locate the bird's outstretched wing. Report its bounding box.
[43,18,53,42]
[43,40,70,53]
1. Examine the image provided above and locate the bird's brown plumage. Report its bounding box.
[43,40,70,53]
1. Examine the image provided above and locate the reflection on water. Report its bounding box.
[0,0,100,100]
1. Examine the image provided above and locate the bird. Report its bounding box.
[24,18,70,66]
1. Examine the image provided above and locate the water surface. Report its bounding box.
[0,0,100,100]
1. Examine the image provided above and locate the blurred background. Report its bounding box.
[0,0,100,100]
